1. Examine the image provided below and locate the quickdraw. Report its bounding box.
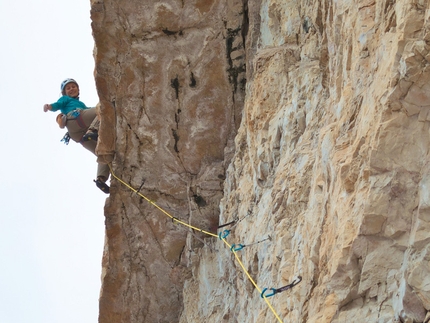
[217,220,236,229]
[230,236,271,252]
[61,132,71,145]
[230,243,245,251]
[218,230,230,240]
[261,276,302,298]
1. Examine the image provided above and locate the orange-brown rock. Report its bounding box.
[181,0,430,322]
[91,0,246,322]
[92,0,430,322]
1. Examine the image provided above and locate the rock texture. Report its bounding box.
[92,0,430,322]
[179,1,430,322]
[91,0,246,322]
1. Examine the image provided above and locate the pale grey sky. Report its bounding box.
[0,0,107,322]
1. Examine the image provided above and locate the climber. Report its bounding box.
[43,78,110,194]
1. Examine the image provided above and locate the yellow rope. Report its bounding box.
[108,164,283,323]
[220,238,284,323]
[108,165,218,238]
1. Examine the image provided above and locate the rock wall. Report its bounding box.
[91,0,430,322]
[90,0,246,322]
[179,0,430,322]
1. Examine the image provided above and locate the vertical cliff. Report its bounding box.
[91,0,430,322]
[91,0,246,322]
[179,1,430,322]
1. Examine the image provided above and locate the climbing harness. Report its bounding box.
[59,110,90,145]
[61,132,71,145]
[108,163,293,323]
[70,109,80,118]
[230,236,271,252]
[64,109,88,131]
[261,276,302,298]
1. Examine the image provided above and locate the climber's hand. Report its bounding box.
[43,104,51,112]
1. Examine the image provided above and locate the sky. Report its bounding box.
[0,0,107,322]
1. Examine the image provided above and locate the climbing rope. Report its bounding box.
[108,164,217,238]
[108,164,286,323]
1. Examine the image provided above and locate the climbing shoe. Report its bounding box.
[94,178,110,194]
[83,131,98,142]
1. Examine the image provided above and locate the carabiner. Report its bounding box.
[218,230,231,240]
[230,244,245,252]
[261,287,277,298]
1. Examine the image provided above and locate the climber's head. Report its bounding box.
[61,78,79,98]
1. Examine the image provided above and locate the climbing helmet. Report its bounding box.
[61,78,79,95]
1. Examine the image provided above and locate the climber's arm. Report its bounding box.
[44,96,69,113]
[43,104,52,112]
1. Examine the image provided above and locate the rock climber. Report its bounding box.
[43,78,110,194]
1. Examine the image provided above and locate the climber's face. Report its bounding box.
[64,82,79,98]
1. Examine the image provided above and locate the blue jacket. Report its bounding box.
[50,96,88,115]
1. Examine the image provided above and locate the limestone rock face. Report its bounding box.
[92,0,430,322]
[179,0,430,322]
[91,0,245,322]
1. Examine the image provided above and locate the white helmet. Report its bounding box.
[60,78,79,95]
